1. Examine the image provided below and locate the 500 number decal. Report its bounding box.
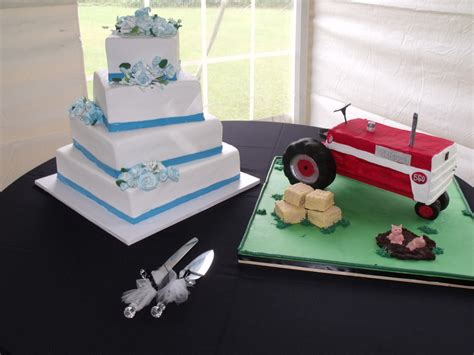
[412,172,427,185]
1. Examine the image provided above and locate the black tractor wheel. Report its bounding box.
[415,200,441,220]
[437,191,450,210]
[282,138,336,189]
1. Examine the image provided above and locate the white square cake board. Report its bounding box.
[35,173,260,245]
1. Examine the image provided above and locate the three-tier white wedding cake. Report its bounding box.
[54,8,241,224]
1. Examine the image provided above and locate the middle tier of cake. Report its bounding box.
[70,114,223,177]
[56,143,240,224]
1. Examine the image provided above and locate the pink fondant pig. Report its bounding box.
[406,237,426,251]
[387,224,404,245]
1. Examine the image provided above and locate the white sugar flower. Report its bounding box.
[144,161,159,173]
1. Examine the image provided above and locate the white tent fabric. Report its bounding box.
[0,1,86,191]
[308,0,473,185]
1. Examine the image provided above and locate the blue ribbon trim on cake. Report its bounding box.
[108,72,178,82]
[57,172,240,224]
[72,140,223,178]
[103,112,205,132]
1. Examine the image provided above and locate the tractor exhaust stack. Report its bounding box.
[409,113,418,147]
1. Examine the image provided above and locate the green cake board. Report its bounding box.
[238,157,474,289]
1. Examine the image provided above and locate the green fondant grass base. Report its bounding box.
[238,157,474,282]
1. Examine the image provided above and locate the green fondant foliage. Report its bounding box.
[376,248,391,258]
[320,219,351,234]
[321,225,336,234]
[120,168,129,173]
[270,209,291,229]
[156,77,169,85]
[274,158,284,171]
[462,209,474,218]
[158,59,168,69]
[130,25,141,34]
[119,63,131,70]
[432,247,444,255]
[339,219,350,228]
[417,225,438,235]
[115,179,126,187]
[256,209,267,216]
[300,218,312,226]
[271,193,283,201]
[275,219,291,229]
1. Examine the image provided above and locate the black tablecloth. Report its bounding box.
[1,121,473,354]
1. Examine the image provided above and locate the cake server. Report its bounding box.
[150,249,214,318]
[122,237,198,318]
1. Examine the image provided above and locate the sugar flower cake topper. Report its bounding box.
[68,97,105,126]
[115,7,182,37]
[116,160,180,192]
[113,56,178,87]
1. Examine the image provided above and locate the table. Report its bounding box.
[1,121,473,354]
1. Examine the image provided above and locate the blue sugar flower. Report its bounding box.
[118,172,137,189]
[166,166,180,182]
[158,170,168,182]
[135,7,150,18]
[131,60,147,75]
[160,23,177,36]
[136,16,152,33]
[163,64,176,80]
[90,104,105,124]
[118,181,129,191]
[133,70,153,87]
[128,164,144,178]
[151,56,162,68]
[149,66,164,79]
[138,172,158,191]
[117,16,137,34]
[81,102,104,125]
[68,97,86,117]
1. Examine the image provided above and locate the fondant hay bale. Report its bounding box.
[284,182,314,207]
[305,189,334,212]
[307,205,342,228]
[275,200,306,224]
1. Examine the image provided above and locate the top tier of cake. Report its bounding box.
[106,33,180,82]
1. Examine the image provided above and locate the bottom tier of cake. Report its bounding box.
[56,143,240,224]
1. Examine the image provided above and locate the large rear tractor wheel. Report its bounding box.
[282,138,336,189]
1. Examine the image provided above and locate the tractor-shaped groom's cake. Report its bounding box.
[283,105,457,220]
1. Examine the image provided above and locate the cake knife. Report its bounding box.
[123,237,198,318]
[150,249,214,318]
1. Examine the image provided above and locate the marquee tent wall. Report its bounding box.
[0,0,86,191]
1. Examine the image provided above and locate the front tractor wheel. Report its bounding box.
[283,138,336,189]
[415,200,441,220]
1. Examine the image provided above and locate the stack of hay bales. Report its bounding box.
[274,182,342,228]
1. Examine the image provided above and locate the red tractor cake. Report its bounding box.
[283,105,457,220]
